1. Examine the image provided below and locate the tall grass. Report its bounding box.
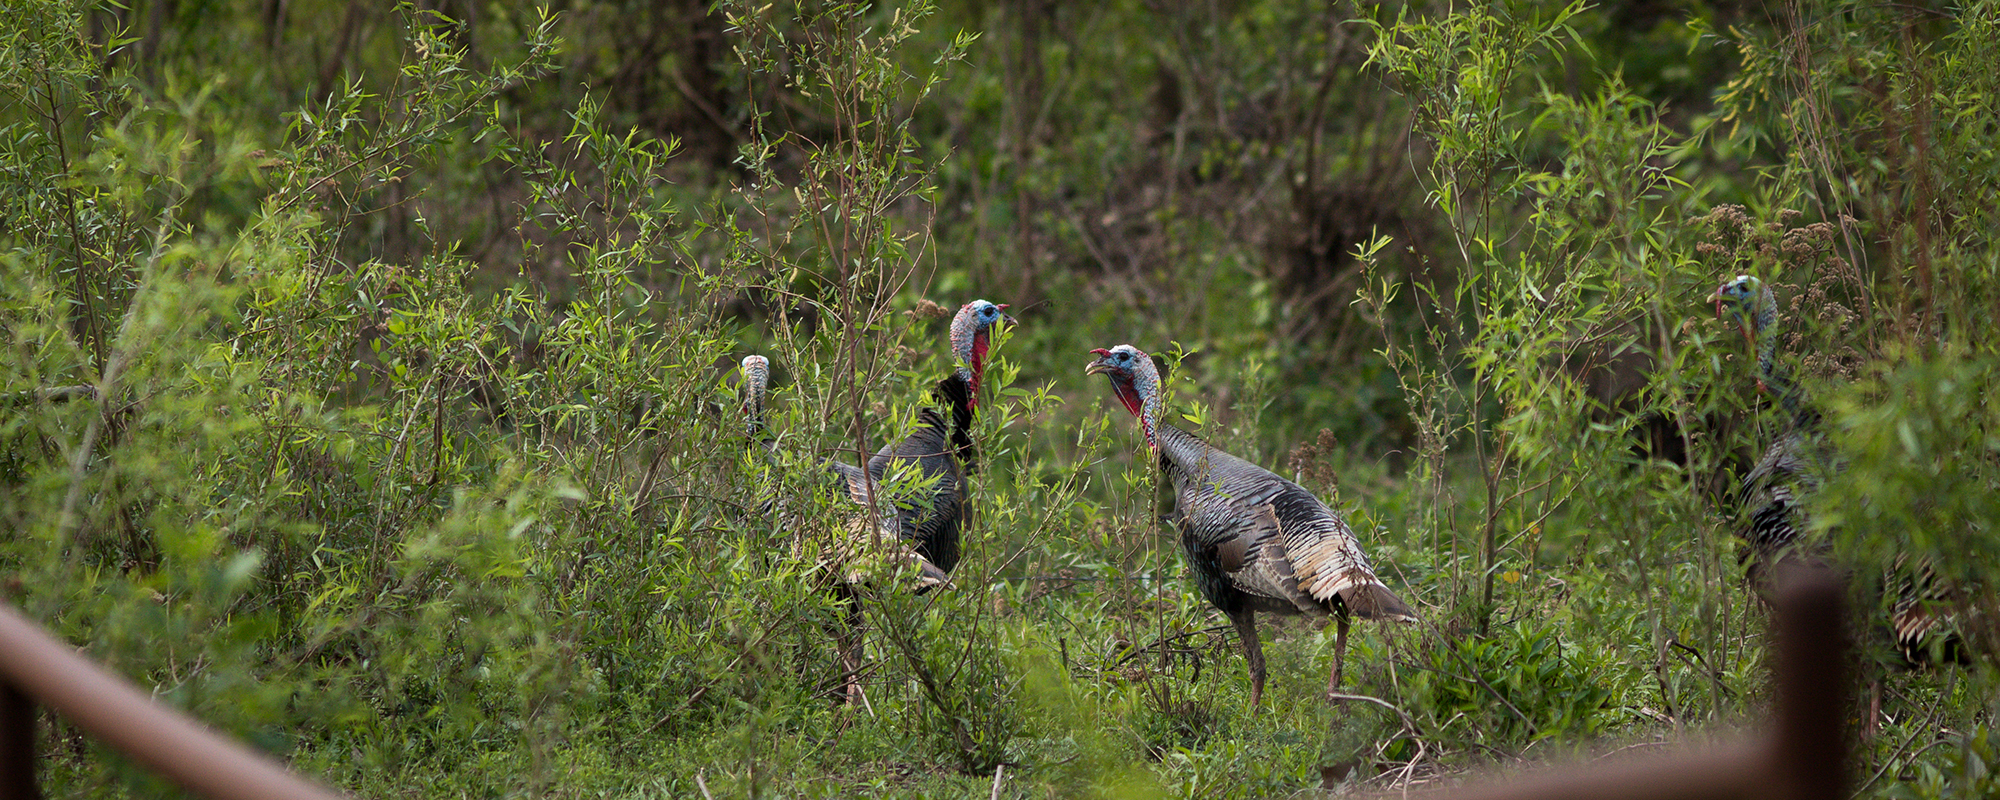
[0,1,1996,797]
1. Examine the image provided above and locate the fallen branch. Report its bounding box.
[2,385,97,406]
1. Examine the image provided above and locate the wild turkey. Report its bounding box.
[1086,344,1416,706]
[1714,274,1959,664]
[734,355,957,591]
[741,354,773,442]
[1713,275,1821,567]
[819,387,964,591]
[818,299,1012,581]
[741,300,1013,700]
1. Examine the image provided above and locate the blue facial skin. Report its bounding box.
[1717,275,1756,315]
[967,300,1013,329]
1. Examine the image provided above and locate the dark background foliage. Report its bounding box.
[2,0,1996,796]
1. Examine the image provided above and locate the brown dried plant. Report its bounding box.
[1287,428,1344,500]
[1697,205,1866,383]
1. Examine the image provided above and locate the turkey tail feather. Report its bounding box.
[1337,582,1417,623]
[1893,599,1968,666]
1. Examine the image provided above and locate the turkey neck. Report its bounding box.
[741,365,770,442]
[1150,422,1223,478]
[932,371,979,474]
[1748,290,1813,429]
[743,394,765,440]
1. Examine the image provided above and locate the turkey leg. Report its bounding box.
[1326,612,1350,699]
[832,585,866,706]
[1230,608,1265,708]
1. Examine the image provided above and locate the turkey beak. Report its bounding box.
[1085,349,1113,376]
[997,304,1018,325]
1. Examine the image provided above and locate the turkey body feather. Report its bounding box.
[826,378,970,579]
[1737,429,1815,566]
[1155,422,1413,623]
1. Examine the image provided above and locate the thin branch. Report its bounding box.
[1,386,98,406]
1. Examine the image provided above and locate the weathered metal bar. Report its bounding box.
[0,603,347,800]
[1407,743,1764,800]
[0,679,37,800]
[1391,565,1848,800]
[1769,564,1847,800]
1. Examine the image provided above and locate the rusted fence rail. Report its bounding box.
[0,567,1849,799]
[1394,565,1848,800]
[0,602,347,800]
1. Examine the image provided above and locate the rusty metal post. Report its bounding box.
[0,679,37,799]
[1396,744,1764,800]
[0,604,347,800]
[1770,564,1848,800]
[1381,563,1853,800]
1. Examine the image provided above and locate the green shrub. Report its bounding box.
[2,0,1998,797]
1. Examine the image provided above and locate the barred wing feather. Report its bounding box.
[1160,423,1414,622]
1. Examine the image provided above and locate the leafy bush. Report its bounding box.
[2,0,1998,797]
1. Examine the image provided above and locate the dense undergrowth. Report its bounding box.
[1,0,1997,797]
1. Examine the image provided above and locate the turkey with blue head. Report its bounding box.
[738,299,1013,589]
[1715,274,1820,565]
[1714,275,1961,665]
[1087,344,1415,706]
[820,299,1014,578]
[740,300,1015,702]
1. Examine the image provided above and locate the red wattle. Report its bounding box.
[1113,379,1145,420]
[970,332,989,404]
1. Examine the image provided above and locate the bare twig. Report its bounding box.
[2,385,97,406]
[1593,740,1671,761]
[1112,625,1232,667]
[1327,691,1420,735]
[38,64,105,370]
[1400,649,1539,739]
[1852,673,1953,796]
[55,189,185,555]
